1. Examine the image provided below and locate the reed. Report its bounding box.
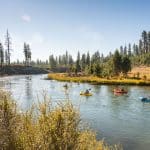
[0,90,122,150]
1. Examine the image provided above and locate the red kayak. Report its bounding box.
[113,88,128,94]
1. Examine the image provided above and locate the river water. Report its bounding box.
[0,74,150,150]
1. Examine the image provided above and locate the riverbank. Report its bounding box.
[47,73,150,85]
[0,65,49,75]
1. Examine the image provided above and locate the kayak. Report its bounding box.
[113,89,127,94]
[63,84,68,88]
[80,92,92,96]
[139,97,150,102]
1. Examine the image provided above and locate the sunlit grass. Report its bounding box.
[0,90,122,150]
[47,73,150,85]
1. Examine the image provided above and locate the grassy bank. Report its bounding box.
[0,90,122,150]
[47,73,150,85]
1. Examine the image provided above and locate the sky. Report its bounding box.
[0,0,150,61]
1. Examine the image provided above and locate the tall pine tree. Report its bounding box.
[0,43,4,67]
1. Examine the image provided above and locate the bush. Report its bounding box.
[0,91,122,150]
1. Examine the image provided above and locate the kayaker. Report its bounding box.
[121,88,124,92]
[63,84,68,88]
[85,89,89,94]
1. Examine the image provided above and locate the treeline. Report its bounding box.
[1,30,150,75]
[48,50,131,77]
[48,30,150,77]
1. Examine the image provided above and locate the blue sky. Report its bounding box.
[0,0,150,61]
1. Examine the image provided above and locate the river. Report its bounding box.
[0,74,150,150]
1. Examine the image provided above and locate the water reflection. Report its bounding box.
[63,85,70,100]
[24,76,33,109]
[0,79,7,89]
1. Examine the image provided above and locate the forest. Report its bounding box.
[0,30,150,77]
[48,30,150,77]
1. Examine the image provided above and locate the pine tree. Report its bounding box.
[94,51,101,63]
[86,51,90,66]
[23,43,32,66]
[121,56,131,77]
[62,54,66,66]
[65,51,68,66]
[68,55,74,72]
[124,45,127,55]
[0,43,4,67]
[148,31,150,53]
[142,30,148,53]
[101,53,104,62]
[109,51,112,57]
[128,43,132,56]
[5,50,8,65]
[58,55,62,65]
[68,55,73,65]
[92,63,101,76]
[120,46,124,55]
[75,51,81,73]
[133,44,136,55]
[23,43,28,66]
[113,50,122,75]
[139,39,143,54]
[49,55,56,70]
[27,44,31,66]
[135,45,139,56]
[81,54,86,71]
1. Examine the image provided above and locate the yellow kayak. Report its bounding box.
[80,92,92,96]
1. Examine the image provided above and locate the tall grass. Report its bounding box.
[0,90,122,150]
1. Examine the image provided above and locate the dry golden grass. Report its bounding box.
[128,66,150,79]
[0,90,122,150]
[47,73,150,85]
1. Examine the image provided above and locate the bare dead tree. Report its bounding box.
[5,30,12,65]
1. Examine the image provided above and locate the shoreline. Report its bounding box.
[47,73,150,86]
[0,66,49,76]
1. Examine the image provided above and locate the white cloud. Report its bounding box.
[21,14,31,22]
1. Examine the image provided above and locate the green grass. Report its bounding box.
[0,90,122,150]
[47,73,150,85]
